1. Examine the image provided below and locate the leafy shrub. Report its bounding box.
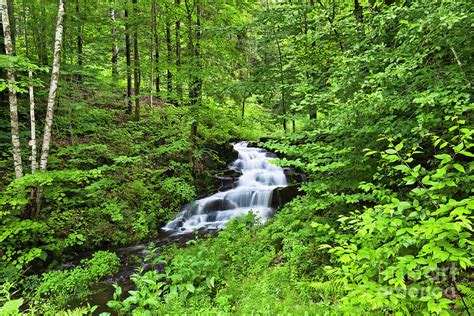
[32,251,119,309]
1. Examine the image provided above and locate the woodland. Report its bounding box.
[0,0,473,314]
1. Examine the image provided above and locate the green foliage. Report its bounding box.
[0,279,23,316]
[105,0,473,313]
[31,251,119,310]
[1,0,472,314]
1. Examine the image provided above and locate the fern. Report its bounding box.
[300,277,346,302]
[458,283,474,310]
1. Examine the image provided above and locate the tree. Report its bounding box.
[111,8,119,80]
[125,4,133,113]
[6,0,14,52]
[29,71,37,173]
[175,0,182,103]
[76,0,83,82]
[166,17,172,98]
[1,0,23,178]
[133,0,140,121]
[39,0,65,171]
[0,5,7,108]
[150,0,160,94]
[152,0,160,94]
[32,2,49,65]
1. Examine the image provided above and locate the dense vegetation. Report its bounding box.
[1,0,472,314]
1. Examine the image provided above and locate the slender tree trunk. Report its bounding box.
[149,2,154,107]
[188,0,202,108]
[1,0,23,178]
[304,0,318,120]
[32,3,48,65]
[175,0,182,103]
[196,2,202,106]
[189,0,203,167]
[186,0,194,102]
[29,71,37,173]
[39,0,65,172]
[125,6,133,114]
[0,10,7,108]
[22,0,29,57]
[111,8,119,79]
[185,0,195,165]
[133,0,140,121]
[153,0,160,94]
[6,0,14,52]
[0,10,4,53]
[353,0,363,22]
[276,39,287,133]
[166,19,173,98]
[76,0,83,82]
[29,71,38,217]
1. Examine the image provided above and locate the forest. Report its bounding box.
[0,0,473,314]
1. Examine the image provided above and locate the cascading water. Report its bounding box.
[163,141,288,234]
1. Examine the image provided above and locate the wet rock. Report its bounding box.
[214,169,241,191]
[283,167,306,184]
[201,199,236,213]
[271,184,302,209]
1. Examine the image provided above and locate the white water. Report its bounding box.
[163,141,288,234]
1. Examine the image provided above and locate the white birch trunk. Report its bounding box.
[29,71,37,173]
[39,0,64,172]
[111,8,119,78]
[1,0,23,178]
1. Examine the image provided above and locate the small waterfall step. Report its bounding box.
[163,141,288,234]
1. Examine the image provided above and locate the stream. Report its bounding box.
[77,141,298,313]
[163,141,288,233]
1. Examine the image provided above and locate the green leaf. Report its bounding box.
[453,164,465,173]
[0,299,24,314]
[186,284,195,293]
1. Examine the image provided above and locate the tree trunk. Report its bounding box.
[76,0,83,82]
[22,0,29,57]
[353,0,363,22]
[29,71,38,217]
[188,0,202,108]
[195,2,202,105]
[0,9,7,108]
[125,6,133,114]
[185,0,195,165]
[111,8,119,79]
[175,0,182,103]
[6,0,14,52]
[29,71,37,173]
[276,39,287,133]
[149,2,154,107]
[186,0,194,103]
[32,3,48,65]
[39,0,65,172]
[189,0,203,167]
[153,0,160,94]
[1,0,23,178]
[166,19,173,98]
[133,0,140,121]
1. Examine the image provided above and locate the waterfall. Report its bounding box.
[163,141,288,234]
